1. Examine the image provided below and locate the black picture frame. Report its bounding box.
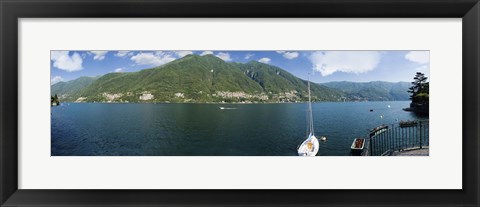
[1,0,479,206]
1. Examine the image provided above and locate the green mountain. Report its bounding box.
[322,81,411,101]
[232,61,345,102]
[72,54,268,103]
[51,76,98,100]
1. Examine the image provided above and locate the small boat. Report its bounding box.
[319,136,327,142]
[219,107,237,110]
[297,78,320,156]
[369,109,373,112]
[350,138,365,156]
[369,125,388,138]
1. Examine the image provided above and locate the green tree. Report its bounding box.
[408,72,429,104]
[51,94,60,105]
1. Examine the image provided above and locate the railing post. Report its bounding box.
[390,124,394,151]
[369,136,372,156]
[419,121,423,149]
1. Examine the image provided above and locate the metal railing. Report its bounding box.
[369,120,429,156]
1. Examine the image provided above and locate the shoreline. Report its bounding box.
[59,100,411,105]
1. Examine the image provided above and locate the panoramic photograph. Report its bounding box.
[51,50,429,156]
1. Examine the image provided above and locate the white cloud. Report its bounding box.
[405,51,429,64]
[130,52,176,66]
[415,65,429,71]
[90,51,108,60]
[215,52,232,61]
[258,57,271,64]
[51,51,67,60]
[175,51,193,58]
[114,68,124,72]
[309,51,381,76]
[50,76,64,85]
[200,51,214,56]
[115,51,133,57]
[244,53,254,60]
[51,51,83,72]
[283,52,299,59]
[277,51,299,59]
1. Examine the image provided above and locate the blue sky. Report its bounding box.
[51,50,430,85]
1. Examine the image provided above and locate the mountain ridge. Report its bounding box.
[322,81,410,101]
[51,54,410,103]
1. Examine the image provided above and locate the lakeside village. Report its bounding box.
[51,72,429,156]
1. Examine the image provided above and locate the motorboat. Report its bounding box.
[350,138,365,156]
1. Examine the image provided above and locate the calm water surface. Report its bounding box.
[51,101,427,156]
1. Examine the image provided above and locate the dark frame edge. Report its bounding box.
[0,0,3,205]
[1,0,479,207]
[463,2,480,206]
[1,0,19,206]
[0,0,3,203]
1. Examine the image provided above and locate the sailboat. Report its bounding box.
[297,79,320,156]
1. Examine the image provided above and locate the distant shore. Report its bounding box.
[60,100,411,105]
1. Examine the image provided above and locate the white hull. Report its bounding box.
[297,135,319,156]
[219,107,236,110]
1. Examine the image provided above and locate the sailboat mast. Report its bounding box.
[308,78,314,136]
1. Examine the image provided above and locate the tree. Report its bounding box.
[51,94,60,106]
[408,72,429,104]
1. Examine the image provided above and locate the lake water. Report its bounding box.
[51,101,427,156]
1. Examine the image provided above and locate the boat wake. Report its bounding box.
[219,107,237,110]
